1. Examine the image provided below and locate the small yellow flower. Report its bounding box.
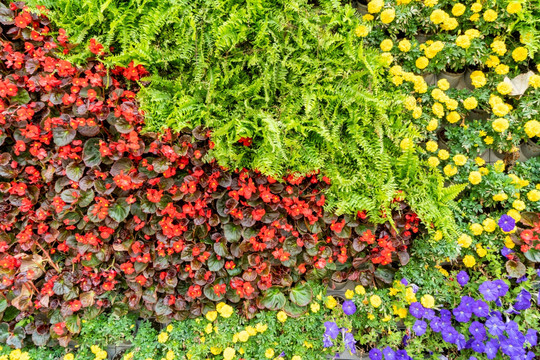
[443,164,457,176]
[452,3,466,16]
[256,323,268,333]
[380,8,396,24]
[223,347,236,360]
[524,120,540,138]
[512,199,526,211]
[493,193,508,201]
[420,294,435,308]
[508,209,521,222]
[217,303,234,318]
[380,39,393,52]
[166,324,173,332]
[425,141,438,153]
[166,351,175,360]
[497,82,513,95]
[495,64,509,75]
[463,97,477,110]
[355,25,369,37]
[64,355,74,360]
[483,9,497,22]
[310,302,320,313]
[453,154,467,166]
[367,313,375,320]
[430,9,447,24]
[205,323,213,334]
[398,39,411,52]
[428,157,440,167]
[355,285,366,295]
[438,149,449,160]
[492,118,509,132]
[476,246,487,257]
[506,2,522,14]
[458,234,472,248]
[426,118,439,131]
[437,79,450,91]
[527,189,540,202]
[367,0,384,13]
[505,236,515,249]
[206,311,218,322]
[416,56,429,69]
[158,332,169,343]
[345,289,355,299]
[433,230,443,241]
[370,295,382,308]
[463,255,476,268]
[265,348,275,359]
[326,296,338,309]
[512,47,528,62]
[456,35,471,49]
[470,223,483,236]
[277,310,288,323]
[468,171,482,185]
[482,218,496,232]
[292,356,302,360]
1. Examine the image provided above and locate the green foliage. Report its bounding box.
[31,0,462,236]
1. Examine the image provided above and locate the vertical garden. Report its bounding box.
[0,0,538,359]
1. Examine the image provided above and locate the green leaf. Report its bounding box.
[223,223,241,243]
[289,282,312,307]
[207,255,224,272]
[83,138,102,167]
[260,287,286,310]
[53,127,76,147]
[65,315,81,334]
[66,162,84,182]
[11,88,30,104]
[523,248,540,263]
[109,198,130,222]
[506,260,526,278]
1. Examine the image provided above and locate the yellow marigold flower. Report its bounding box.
[256,323,268,333]
[506,2,522,14]
[452,3,466,16]
[428,157,440,167]
[405,287,417,303]
[492,103,509,117]
[430,9,447,24]
[512,47,528,62]
[277,310,287,323]
[443,164,458,176]
[363,14,375,21]
[437,79,450,91]
[426,140,438,152]
[218,303,234,318]
[493,160,505,172]
[355,285,366,295]
[431,88,444,101]
[206,311,218,322]
[528,189,540,202]
[441,17,458,31]
[265,349,275,359]
[426,118,438,132]
[390,65,403,76]
[492,118,509,132]
[471,3,482,12]
[166,351,175,360]
[453,154,467,166]
[421,294,435,308]
[470,13,480,21]
[404,96,416,110]
[438,149,449,160]
[380,52,394,67]
[432,102,445,118]
[446,111,459,124]
[398,39,411,52]
[412,106,422,119]
[485,55,500,68]
[238,330,249,342]
[64,355,74,360]
[475,157,485,166]
[476,246,487,257]
[525,120,540,137]
[381,8,396,24]
[529,74,540,88]
[397,307,407,318]
[355,25,370,37]
[158,332,169,343]
[463,255,476,268]
[368,0,384,13]
[246,326,257,336]
[493,193,508,201]
[463,97,478,110]
[512,199,526,211]
[205,323,213,334]
[433,230,443,241]
[292,356,302,360]
[497,82,513,95]
[400,138,413,151]
[424,0,438,7]
[508,209,521,222]
[416,56,429,69]
[491,40,507,55]
[310,302,320,313]
[470,223,483,236]
[505,236,515,249]
[370,294,382,308]
[470,71,486,88]
[445,98,459,111]
[458,233,472,248]
[325,296,337,309]
[483,218,496,232]
[484,136,494,145]
[495,64,509,75]
[469,171,482,185]
[223,347,236,360]
[344,289,355,299]
[456,35,471,49]
[483,9,497,22]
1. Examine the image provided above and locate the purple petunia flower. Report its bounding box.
[457,271,469,286]
[324,321,339,339]
[526,329,538,347]
[501,246,514,258]
[369,348,382,360]
[456,333,467,350]
[423,308,435,320]
[460,295,476,309]
[401,278,408,286]
[499,214,515,232]
[342,300,356,316]
[479,281,499,301]
[500,335,526,357]
[430,317,443,333]
[472,300,490,317]
[323,334,333,348]
[395,350,411,360]
[440,309,452,323]
[409,302,425,319]
[472,339,486,353]
[486,316,505,337]
[526,351,536,360]
[442,326,459,344]
[453,305,472,323]
[382,347,395,360]
[514,289,531,310]
[516,275,528,283]
[493,279,509,297]
[344,332,356,354]
[485,338,500,359]
[469,321,487,341]
[413,320,427,336]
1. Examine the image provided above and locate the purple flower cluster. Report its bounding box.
[403,280,537,360]
[324,321,357,354]
[369,347,412,360]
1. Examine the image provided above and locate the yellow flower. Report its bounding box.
[380,52,394,67]
[493,193,508,201]
[238,330,249,342]
[310,302,320,313]
[512,47,528,62]
[527,189,540,202]
[370,294,382,308]
[405,287,417,303]
[482,218,496,232]
[206,311,218,322]
[420,294,435,308]
[495,64,509,75]
[205,323,213,334]
[458,234,472,248]
[456,35,471,49]
[470,223,483,236]
[397,307,407,318]
[441,17,458,31]
[167,324,173,332]
[470,71,486,88]
[217,303,234,318]
[427,118,439,131]
[475,157,485,166]
[504,236,515,249]
[380,8,396,24]
[452,3,466,16]
[453,154,467,166]
[463,97,478,110]
[483,9,497,22]
[513,199,526,211]
[470,13,480,21]
[367,313,375,320]
[471,2,482,12]
[438,149,449,160]
[424,0,438,6]
[412,107,422,119]
[492,103,509,117]
[398,39,411,52]
[400,138,413,151]
[158,332,169,343]
[491,40,506,56]
[256,323,268,333]
[485,55,500,68]
[325,296,337,309]
[476,246,487,257]
[355,25,370,37]
[363,14,375,21]
[506,2,522,14]
[469,171,482,185]
[433,230,443,241]
[64,355,74,360]
[432,102,445,118]
[494,160,505,172]
[426,141,438,152]
[277,310,287,323]
[492,118,509,132]
[437,79,450,91]
[443,164,457,176]
[223,347,236,360]
[529,74,540,89]
[344,289,355,299]
[355,285,366,295]
[367,0,384,13]
[463,255,476,268]
[497,82,513,95]
[292,356,302,360]
[430,9,447,24]
[210,347,222,355]
[265,349,275,359]
[524,120,540,137]
[508,209,521,222]
[416,56,429,69]
[428,157,440,167]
